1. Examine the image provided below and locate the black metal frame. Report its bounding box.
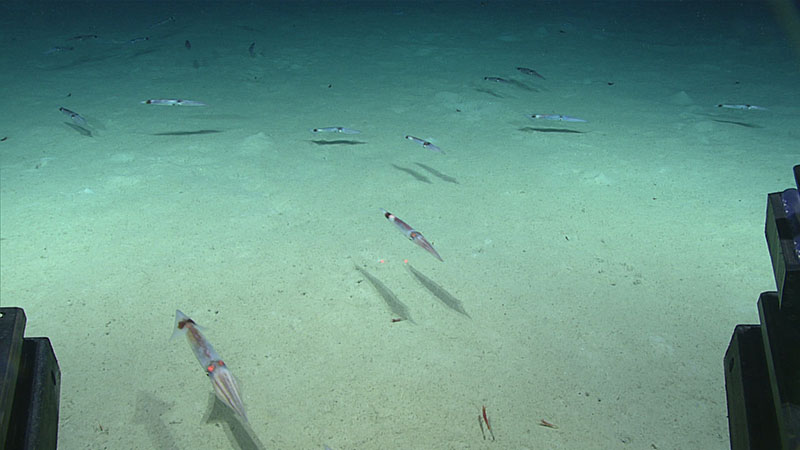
[724,165,800,450]
[0,307,61,450]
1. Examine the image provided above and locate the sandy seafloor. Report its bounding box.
[0,0,798,449]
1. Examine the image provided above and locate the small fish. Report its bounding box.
[67,34,99,41]
[128,36,149,44]
[148,16,175,29]
[248,42,256,58]
[43,46,74,55]
[484,76,511,83]
[405,135,442,153]
[529,114,587,123]
[184,40,191,50]
[381,209,443,262]
[172,310,247,421]
[516,66,545,79]
[141,99,207,106]
[717,104,768,111]
[311,127,361,134]
[58,107,87,127]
